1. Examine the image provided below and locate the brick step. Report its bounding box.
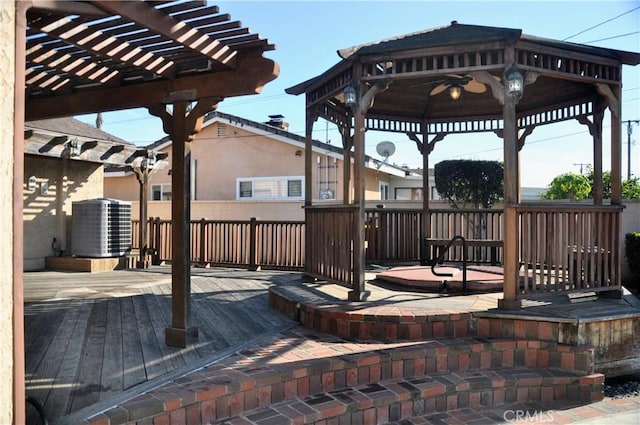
[269,286,472,340]
[88,333,604,425]
[85,333,603,424]
[222,367,603,425]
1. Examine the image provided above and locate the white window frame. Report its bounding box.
[151,183,172,200]
[379,181,390,200]
[236,176,305,201]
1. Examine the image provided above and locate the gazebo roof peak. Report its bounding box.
[337,21,522,59]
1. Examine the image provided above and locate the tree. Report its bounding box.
[540,173,591,200]
[573,170,640,200]
[622,177,640,199]
[434,160,504,209]
[587,170,612,199]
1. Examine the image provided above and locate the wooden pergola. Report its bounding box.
[13,1,277,421]
[287,22,640,304]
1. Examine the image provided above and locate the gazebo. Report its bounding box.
[286,22,640,307]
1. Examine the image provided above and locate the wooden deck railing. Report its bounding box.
[133,217,305,271]
[132,205,623,298]
[132,209,504,272]
[516,204,622,297]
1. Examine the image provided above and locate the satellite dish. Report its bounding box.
[375,141,396,170]
[376,141,396,159]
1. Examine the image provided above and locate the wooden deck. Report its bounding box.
[24,267,299,425]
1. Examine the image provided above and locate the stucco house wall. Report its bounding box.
[621,200,640,284]
[0,1,15,421]
[105,113,418,218]
[23,155,104,271]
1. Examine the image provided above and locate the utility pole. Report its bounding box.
[623,120,639,180]
[573,163,590,174]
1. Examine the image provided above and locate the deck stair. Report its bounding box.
[81,329,603,425]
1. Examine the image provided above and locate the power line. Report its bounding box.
[562,6,640,41]
[583,31,640,44]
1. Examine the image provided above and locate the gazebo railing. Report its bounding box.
[305,205,357,288]
[426,208,504,264]
[365,209,422,263]
[516,203,623,297]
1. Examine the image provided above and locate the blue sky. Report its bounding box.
[76,1,640,188]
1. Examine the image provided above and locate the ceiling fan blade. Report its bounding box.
[464,79,487,94]
[430,83,448,96]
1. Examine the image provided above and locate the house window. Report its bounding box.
[151,183,172,200]
[395,188,423,201]
[380,182,390,200]
[237,176,304,200]
[317,155,337,200]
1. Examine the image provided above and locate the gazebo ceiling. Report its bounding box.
[370,75,599,122]
[23,0,278,121]
[287,22,640,128]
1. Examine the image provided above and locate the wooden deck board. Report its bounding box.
[44,301,94,420]
[24,267,297,424]
[190,280,258,346]
[145,287,188,372]
[69,300,108,413]
[119,297,147,390]
[131,295,169,381]
[196,279,269,337]
[99,298,123,402]
[213,277,292,328]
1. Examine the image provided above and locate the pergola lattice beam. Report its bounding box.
[30,15,176,78]
[25,50,277,120]
[93,0,238,69]
[27,42,119,89]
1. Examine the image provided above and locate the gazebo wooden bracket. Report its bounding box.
[596,83,620,118]
[469,71,506,105]
[406,132,446,155]
[357,81,390,115]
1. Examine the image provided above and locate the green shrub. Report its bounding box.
[625,232,640,282]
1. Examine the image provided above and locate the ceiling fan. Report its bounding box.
[417,75,488,100]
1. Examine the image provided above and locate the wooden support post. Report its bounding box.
[610,87,622,205]
[421,130,430,266]
[351,106,366,301]
[593,102,605,205]
[304,105,315,208]
[135,167,149,268]
[152,217,161,265]
[499,51,522,311]
[249,217,258,271]
[303,106,316,282]
[408,129,444,266]
[577,101,606,205]
[165,99,197,347]
[199,218,206,267]
[341,114,353,204]
[150,93,219,347]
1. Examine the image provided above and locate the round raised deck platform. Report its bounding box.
[375,265,504,292]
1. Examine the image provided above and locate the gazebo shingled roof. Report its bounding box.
[288,22,640,125]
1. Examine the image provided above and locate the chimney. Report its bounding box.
[265,114,289,130]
